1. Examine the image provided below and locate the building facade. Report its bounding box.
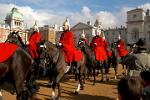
[0,7,25,42]
[127,8,150,48]
[71,22,95,46]
[5,7,24,31]
[104,27,127,44]
[0,23,10,42]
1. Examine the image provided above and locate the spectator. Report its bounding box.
[140,70,150,100]
[116,77,142,100]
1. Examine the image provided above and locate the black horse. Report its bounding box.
[43,41,86,99]
[109,42,119,79]
[78,42,109,85]
[0,44,32,100]
[5,31,40,93]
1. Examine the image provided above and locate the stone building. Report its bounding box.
[0,7,26,42]
[127,8,150,48]
[5,7,24,31]
[104,26,127,45]
[0,23,10,42]
[27,24,57,44]
[70,20,105,46]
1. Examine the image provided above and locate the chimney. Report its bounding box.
[146,9,150,16]
[87,21,91,26]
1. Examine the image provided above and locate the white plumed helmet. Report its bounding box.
[63,17,70,30]
[95,28,101,36]
[33,21,39,32]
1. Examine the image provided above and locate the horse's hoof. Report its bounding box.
[80,86,84,90]
[56,97,60,100]
[74,91,79,95]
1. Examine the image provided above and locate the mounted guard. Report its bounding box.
[59,17,82,73]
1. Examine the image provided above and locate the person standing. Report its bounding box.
[140,71,150,100]
[116,77,142,100]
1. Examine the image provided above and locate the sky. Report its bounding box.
[0,0,150,29]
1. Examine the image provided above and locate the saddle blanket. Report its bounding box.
[0,43,18,63]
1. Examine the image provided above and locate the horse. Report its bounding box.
[121,43,150,77]
[77,42,109,85]
[0,43,32,100]
[108,42,120,79]
[5,31,40,93]
[42,41,86,99]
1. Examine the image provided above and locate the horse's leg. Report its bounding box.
[114,63,118,80]
[93,66,96,85]
[75,67,85,94]
[104,59,109,81]
[122,64,126,76]
[100,62,104,82]
[114,60,118,80]
[15,77,27,100]
[51,72,64,100]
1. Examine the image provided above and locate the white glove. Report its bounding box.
[59,43,62,46]
[94,43,97,46]
[118,45,120,47]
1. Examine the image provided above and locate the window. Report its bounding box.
[133,14,137,18]
[132,28,139,42]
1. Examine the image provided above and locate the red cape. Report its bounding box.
[59,31,82,63]
[117,39,128,57]
[28,31,41,58]
[0,43,18,63]
[91,36,107,61]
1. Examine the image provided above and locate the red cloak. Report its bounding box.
[59,31,82,63]
[91,36,107,61]
[28,31,41,58]
[117,39,128,57]
[0,43,18,63]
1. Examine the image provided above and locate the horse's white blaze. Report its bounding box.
[76,83,81,92]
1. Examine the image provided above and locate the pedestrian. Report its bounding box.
[140,70,150,100]
[116,77,142,100]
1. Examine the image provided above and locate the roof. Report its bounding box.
[5,7,23,20]
[127,8,144,13]
[71,22,93,30]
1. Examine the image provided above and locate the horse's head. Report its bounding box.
[6,31,24,47]
[43,41,58,56]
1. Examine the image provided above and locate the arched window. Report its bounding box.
[132,28,139,42]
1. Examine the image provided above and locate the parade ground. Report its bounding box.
[1,65,125,100]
